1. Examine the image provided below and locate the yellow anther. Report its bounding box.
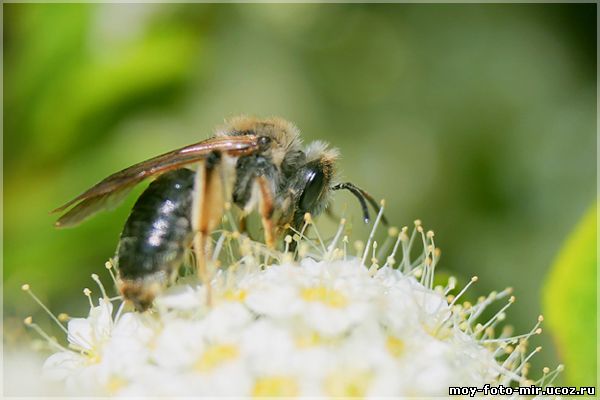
[303,213,312,223]
[252,376,299,397]
[301,286,347,308]
[386,336,404,358]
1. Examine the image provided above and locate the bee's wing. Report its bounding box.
[52,135,259,228]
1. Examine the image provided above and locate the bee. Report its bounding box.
[53,116,383,310]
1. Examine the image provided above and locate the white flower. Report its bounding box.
[25,217,561,396]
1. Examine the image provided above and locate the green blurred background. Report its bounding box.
[3,3,596,383]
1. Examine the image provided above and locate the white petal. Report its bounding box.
[155,284,202,310]
[66,318,94,350]
[42,351,86,382]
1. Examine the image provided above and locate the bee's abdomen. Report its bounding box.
[117,169,195,282]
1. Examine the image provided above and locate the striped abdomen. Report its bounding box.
[116,168,194,310]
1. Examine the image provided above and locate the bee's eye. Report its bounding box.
[299,168,325,212]
[257,136,272,149]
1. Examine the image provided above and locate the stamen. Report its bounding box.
[482,315,543,344]
[309,215,327,254]
[83,288,94,308]
[292,215,312,259]
[493,343,509,358]
[537,366,550,387]
[368,262,379,276]
[427,232,437,288]
[400,226,413,273]
[23,316,70,353]
[423,258,434,288]
[226,232,238,265]
[113,300,126,324]
[493,363,523,384]
[500,340,527,378]
[297,243,310,258]
[325,218,346,261]
[376,227,398,261]
[404,265,423,278]
[212,231,228,262]
[449,276,478,308]
[513,346,542,378]
[22,284,68,334]
[91,274,109,300]
[540,365,564,388]
[361,200,385,266]
[105,260,119,289]
[224,204,240,233]
[444,277,457,296]
[480,313,506,341]
[467,288,512,324]
[477,296,516,335]
[354,240,364,258]
[383,227,404,268]
[284,235,293,254]
[403,221,420,271]
[371,241,378,266]
[289,218,322,257]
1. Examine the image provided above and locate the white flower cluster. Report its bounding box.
[25,216,561,396]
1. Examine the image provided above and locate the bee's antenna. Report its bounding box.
[332,182,388,225]
[355,185,389,226]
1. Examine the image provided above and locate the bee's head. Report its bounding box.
[289,141,386,230]
[289,141,339,229]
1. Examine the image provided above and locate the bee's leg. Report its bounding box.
[256,176,276,248]
[192,151,225,306]
[239,213,248,234]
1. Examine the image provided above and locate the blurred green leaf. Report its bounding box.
[3,4,596,376]
[542,202,597,386]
